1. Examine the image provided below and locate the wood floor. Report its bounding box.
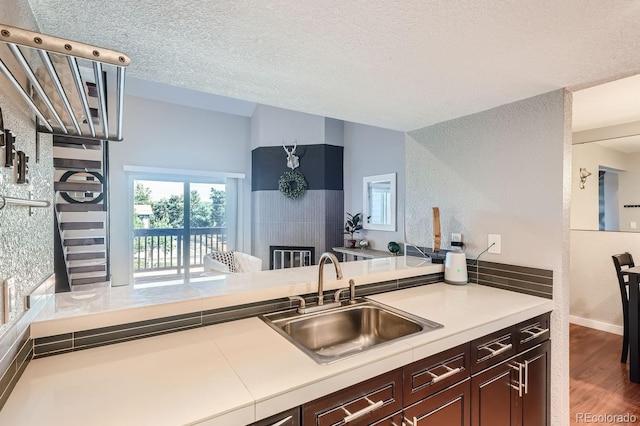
[571,323,640,425]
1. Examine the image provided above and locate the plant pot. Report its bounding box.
[345,239,357,248]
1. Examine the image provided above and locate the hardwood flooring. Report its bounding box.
[570,324,640,425]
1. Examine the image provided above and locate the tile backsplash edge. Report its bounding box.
[0,274,54,410]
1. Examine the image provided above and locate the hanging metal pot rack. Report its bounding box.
[0,23,130,141]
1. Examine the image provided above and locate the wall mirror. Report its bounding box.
[363,173,396,231]
[571,134,640,232]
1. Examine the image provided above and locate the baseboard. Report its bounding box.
[569,315,624,336]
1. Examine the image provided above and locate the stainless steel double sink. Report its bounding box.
[261,298,443,364]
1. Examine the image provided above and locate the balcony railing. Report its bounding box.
[133,227,226,272]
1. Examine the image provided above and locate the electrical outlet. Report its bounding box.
[488,234,501,254]
[3,278,15,324]
[451,233,462,243]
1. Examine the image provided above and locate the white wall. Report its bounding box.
[405,90,570,425]
[570,148,640,332]
[571,142,629,230]
[250,104,327,149]
[343,122,405,251]
[569,230,640,334]
[618,152,640,231]
[109,95,251,285]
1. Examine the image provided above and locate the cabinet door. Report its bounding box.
[471,357,518,426]
[369,412,403,425]
[514,340,550,426]
[403,378,470,426]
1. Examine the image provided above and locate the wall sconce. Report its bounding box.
[579,167,591,189]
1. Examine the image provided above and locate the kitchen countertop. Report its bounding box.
[0,282,553,425]
[30,256,438,338]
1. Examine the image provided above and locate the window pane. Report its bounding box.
[133,179,185,287]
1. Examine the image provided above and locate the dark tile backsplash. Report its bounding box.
[0,329,32,410]
[469,260,553,299]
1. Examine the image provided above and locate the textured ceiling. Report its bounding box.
[25,0,640,131]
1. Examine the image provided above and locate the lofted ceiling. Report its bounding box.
[25,0,640,131]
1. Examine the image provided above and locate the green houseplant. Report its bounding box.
[343,212,364,248]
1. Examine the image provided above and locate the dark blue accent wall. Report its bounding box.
[252,144,343,191]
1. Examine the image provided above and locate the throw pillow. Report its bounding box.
[210,250,237,273]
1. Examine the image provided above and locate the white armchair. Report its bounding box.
[203,251,263,274]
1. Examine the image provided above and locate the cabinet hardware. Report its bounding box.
[403,416,418,426]
[428,365,462,384]
[520,324,549,343]
[510,362,524,397]
[340,396,384,423]
[269,415,292,426]
[478,341,512,360]
[523,360,529,395]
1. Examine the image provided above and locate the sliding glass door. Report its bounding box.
[132,178,229,287]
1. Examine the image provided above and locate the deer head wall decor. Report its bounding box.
[283,140,299,170]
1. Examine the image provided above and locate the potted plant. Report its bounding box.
[343,212,364,248]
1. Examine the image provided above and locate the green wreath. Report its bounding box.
[278,170,307,199]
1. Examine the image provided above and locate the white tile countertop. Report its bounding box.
[0,282,553,425]
[30,256,438,338]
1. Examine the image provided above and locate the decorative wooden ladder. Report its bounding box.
[53,135,109,291]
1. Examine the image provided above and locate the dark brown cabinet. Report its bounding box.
[291,312,551,426]
[471,317,551,426]
[514,341,551,426]
[471,353,519,426]
[302,368,403,425]
[404,378,471,426]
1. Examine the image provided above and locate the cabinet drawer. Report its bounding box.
[515,312,551,353]
[251,407,300,426]
[471,326,516,373]
[404,343,471,405]
[403,378,471,426]
[302,368,403,426]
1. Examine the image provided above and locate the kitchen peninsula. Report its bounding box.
[0,257,553,425]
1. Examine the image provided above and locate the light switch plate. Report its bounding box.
[488,234,501,254]
[3,278,15,324]
[451,233,462,243]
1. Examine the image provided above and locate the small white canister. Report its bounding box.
[444,251,468,285]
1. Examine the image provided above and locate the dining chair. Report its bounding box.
[612,252,635,363]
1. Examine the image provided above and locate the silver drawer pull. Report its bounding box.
[403,416,418,426]
[522,326,549,342]
[523,360,529,395]
[269,416,292,426]
[341,397,384,423]
[510,362,524,397]
[428,365,462,384]
[480,342,512,358]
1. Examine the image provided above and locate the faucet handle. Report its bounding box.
[289,295,306,312]
[334,288,348,303]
